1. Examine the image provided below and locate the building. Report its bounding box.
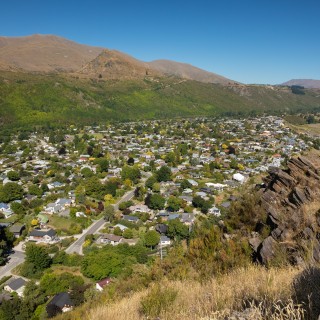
[4,277,26,297]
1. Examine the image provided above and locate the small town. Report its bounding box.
[0,115,315,317]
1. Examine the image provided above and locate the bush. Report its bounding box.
[140,284,177,318]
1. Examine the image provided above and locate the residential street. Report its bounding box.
[65,173,151,255]
[65,187,137,255]
[0,250,25,278]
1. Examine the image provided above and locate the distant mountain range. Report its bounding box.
[281,79,320,89]
[0,34,236,84]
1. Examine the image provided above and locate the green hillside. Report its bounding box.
[1,71,320,129]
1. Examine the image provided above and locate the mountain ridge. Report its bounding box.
[148,59,236,84]
[281,79,320,89]
[0,34,234,84]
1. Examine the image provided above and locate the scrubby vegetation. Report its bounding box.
[1,70,320,130]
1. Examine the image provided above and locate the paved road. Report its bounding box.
[65,188,136,255]
[0,250,25,278]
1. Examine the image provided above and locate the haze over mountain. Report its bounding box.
[0,34,235,84]
[281,79,320,89]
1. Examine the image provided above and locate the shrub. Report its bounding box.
[140,284,177,318]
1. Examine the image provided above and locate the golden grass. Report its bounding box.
[70,265,302,320]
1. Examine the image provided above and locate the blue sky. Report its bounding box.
[1,0,319,84]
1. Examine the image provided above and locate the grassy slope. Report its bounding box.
[55,265,303,320]
[0,71,320,129]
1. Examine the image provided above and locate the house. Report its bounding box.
[0,203,13,218]
[46,292,74,315]
[180,212,195,225]
[159,235,171,247]
[178,195,193,205]
[98,234,123,246]
[113,224,128,231]
[208,206,221,216]
[187,179,198,187]
[43,202,63,214]
[122,215,139,223]
[55,198,73,207]
[28,229,58,243]
[155,223,168,234]
[96,277,112,292]
[4,277,26,297]
[128,204,150,213]
[232,173,245,184]
[9,224,26,238]
[37,214,49,227]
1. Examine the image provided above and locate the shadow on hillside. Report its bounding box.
[293,266,320,319]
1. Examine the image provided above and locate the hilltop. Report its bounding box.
[0,34,103,72]
[77,49,157,80]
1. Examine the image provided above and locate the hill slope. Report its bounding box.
[149,59,235,84]
[78,49,159,80]
[1,70,320,129]
[0,34,103,72]
[281,79,320,89]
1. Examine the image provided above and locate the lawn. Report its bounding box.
[45,214,87,235]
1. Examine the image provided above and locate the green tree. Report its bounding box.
[151,182,161,193]
[167,196,182,212]
[180,179,192,190]
[94,158,109,172]
[144,230,160,249]
[0,182,24,202]
[145,175,157,189]
[123,228,133,239]
[0,228,14,265]
[167,219,189,240]
[25,244,52,272]
[156,166,172,182]
[104,205,115,222]
[121,165,141,184]
[40,272,84,296]
[147,194,165,210]
[10,202,26,215]
[28,184,43,197]
[113,227,123,236]
[81,250,129,280]
[81,167,94,178]
[7,170,20,181]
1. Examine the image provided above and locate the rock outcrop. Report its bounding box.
[250,153,320,265]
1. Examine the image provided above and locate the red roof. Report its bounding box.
[97,278,112,287]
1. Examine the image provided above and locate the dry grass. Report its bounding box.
[76,265,302,320]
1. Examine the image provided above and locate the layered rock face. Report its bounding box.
[251,154,320,265]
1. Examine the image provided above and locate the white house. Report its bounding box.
[159,235,171,247]
[28,229,58,244]
[232,173,245,184]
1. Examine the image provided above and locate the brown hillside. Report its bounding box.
[77,49,160,79]
[149,59,236,85]
[0,34,103,72]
